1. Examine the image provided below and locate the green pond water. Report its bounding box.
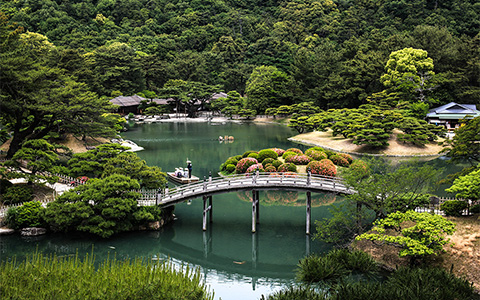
[0,120,465,299]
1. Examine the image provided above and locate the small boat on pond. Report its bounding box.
[167,172,199,184]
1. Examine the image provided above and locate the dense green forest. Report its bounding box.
[1,0,479,109]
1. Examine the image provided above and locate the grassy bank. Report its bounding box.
[0,252,213,300]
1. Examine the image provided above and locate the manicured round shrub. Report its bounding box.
[349,160,369,178]
[272,160,283,168]
[246,163,265,174]
[262,158,275,166]
[282,151,298,160]
[305,149,328,161]
[278,163,297,173]
[5,201,45,230]
[242,150,257,158]
[323,149,335,158]
[330,154,350,167]
[234,155,243,161]
[339,153,353,164]
[257,149,278,162]
[225,164,236,173]
[225,157,238,166]
[310,146,325,152]
[286,148,303,154]
[307,160,337,177]
[270,148,285,156]
[441,200,468,217]
[285,154,311,165]
[247,152,259,159]
[265,165,276,172]
[2,185,33,205]
[235,157,259,173]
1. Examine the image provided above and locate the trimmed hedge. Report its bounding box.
[305,150,328,161]
[272,160,283,168]
[285,154,312,165]
[257,149,278,162]
[247,152,259,159]
[242,150,257,158]
[270,148,285,156]
[286,148,303,154]
[330,154,350,167]
[246,163,265,173]
[235,157,258,173]
[350,160,369,178]
[339,153,353,164]
[225,164,236,173]
[278,163,297,173]
[282,151,298,160]
[307,159,337,177]
[265,165,276,172]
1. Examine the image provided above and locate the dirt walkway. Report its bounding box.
[290,129,445,157]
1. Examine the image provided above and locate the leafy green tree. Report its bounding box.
[356,211,456,263]
[10,139,59,184]
[86,42,145,96]
[67,144,129,178]
[441,117,480,165]
[5,201,45,230]
[381,48,436,103]
[245,65,294,113]
[445,168,480,200]
[102,152,166,189]
[344,158,441,220]
[44,174,142,238]
[0,17,118,158]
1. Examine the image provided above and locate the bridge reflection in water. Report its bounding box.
[138,171,353,235]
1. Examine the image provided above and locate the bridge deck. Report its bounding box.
[137,173,353,207]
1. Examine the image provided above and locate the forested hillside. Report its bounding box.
[1,0,479,110]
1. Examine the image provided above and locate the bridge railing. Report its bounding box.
[152,172,349,206]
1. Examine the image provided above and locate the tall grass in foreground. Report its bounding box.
[0,252,213,300]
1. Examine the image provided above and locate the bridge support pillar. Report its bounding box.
[256,190,260,224]
[202,195,212,231]
[306,191,311,235]
[252,190,258,233]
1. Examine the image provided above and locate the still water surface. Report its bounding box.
[0,121,462,299]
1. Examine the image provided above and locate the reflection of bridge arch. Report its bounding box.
[139,172,354,234]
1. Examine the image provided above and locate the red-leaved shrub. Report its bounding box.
[236,157,258,173]
[285,154,312,165]
[307,159,337,177]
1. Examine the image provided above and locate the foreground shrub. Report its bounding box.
[330,154,350,167]
[285,154,312,165]
[0,252,214,300]
[334,267,477,300]
[307,160,337,177]
[257,149,278,162]
[260,286,327,300]
[278,163,297,173]
[5,201,45,230]
[305,149,328,161]
[441,200,468,217]
[245,163,265,174]
[247,152,259,159]
[296,254,348,283]
[235,157,258,173]
[224,157,238,166]
[2,184,33,205]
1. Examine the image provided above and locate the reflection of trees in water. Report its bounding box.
[237,191,339,207]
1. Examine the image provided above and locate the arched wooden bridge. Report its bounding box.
[138,172,354,234]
